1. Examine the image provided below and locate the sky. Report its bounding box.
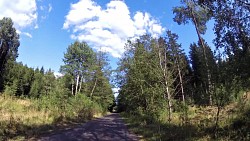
[0,0,215,74]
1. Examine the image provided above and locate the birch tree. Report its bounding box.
[60,41,95,95]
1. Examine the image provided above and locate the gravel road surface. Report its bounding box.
[38,113,140,141]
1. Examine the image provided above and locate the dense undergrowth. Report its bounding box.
[0,93,105,140]
[122,100,250,141]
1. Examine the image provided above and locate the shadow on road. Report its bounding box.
[38,113,140,141]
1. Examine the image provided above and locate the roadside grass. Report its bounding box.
[0,94,106,140]
[121,102,250,141]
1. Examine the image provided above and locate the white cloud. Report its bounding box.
[48,3,52,13]
[22,32,32,38]
[54,72,63,78]
[63,0,165,58]
[0,0,38,29]
[16,30,32,38]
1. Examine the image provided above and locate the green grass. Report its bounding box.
[0,94,106,140]
[121,102,250,141]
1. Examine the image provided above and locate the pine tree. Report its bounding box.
[173,0,214,105]
[29,70,44,98]
[189,41,217,105]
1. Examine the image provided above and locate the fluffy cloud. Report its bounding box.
[64,0,165,58]
[0,0,38,29]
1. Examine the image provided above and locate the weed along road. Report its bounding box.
[38,113,139,141]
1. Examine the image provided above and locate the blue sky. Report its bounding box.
[0,0,215,74]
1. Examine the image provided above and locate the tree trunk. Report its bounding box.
[78,76,83,93]
[0,42,8,72]
[75,74,79,95]
[71,81,74,95]
[177,63,185,103]
[158,44,173,122]
[90,78,97,98]
[166,81,172,123]
[189,3,213,105]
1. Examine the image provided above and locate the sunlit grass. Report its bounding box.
[0,94,105,140]
[0,95,53,124]
[121,101,250,141]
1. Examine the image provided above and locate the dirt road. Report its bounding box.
[38,113,140,141]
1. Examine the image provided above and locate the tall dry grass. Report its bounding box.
[0,93,104,140]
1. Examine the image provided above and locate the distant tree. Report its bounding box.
[43,69,56,95]
[189,41,217,105]
[40,67,45,74]
[29,70,44,98]
[22,66,34,96]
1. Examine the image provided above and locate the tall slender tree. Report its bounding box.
[0,17,20,91]
[173,0,214,105]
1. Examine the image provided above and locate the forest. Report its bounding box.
[116,0,250,140]
[0,0,250,140]
[0,18,115,140]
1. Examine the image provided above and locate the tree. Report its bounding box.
[189,41,217,105]
[173,0,214,105]
[89,51,114,108]
[43,69,56,95]
[157,36,175,122]
[29,70,44,98]
[2,61,34,96]
[213,0,250,89]
[117,35,172,122]
[0,17,20,91]
[60,41,96,95]
[165,31,189,104]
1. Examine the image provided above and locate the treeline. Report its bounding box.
[0,17,115,139]
[116,0,250,128]
[1,61,55,98]
[0,17,114,113]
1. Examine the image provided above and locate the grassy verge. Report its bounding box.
[121,103,250,141]
[0,94,106,140]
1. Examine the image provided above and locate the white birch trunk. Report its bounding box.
[90,78,97,98]
[78,76,83,93]
[71,81,74,95]
[177,64,185,103]
[158,44,173,122]
[75,74,79,95]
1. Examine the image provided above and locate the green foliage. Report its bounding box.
[4,79,18,96]
[117,35,166,114]
[35,92,102,121]
[60,41,96,95]
[0,93,105,140]
[189,42,217,105]
[29,73,43,98]
[173,0,212,34]
[0,17,20,71]
[1,3,249,140]
[0,17,20,91]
